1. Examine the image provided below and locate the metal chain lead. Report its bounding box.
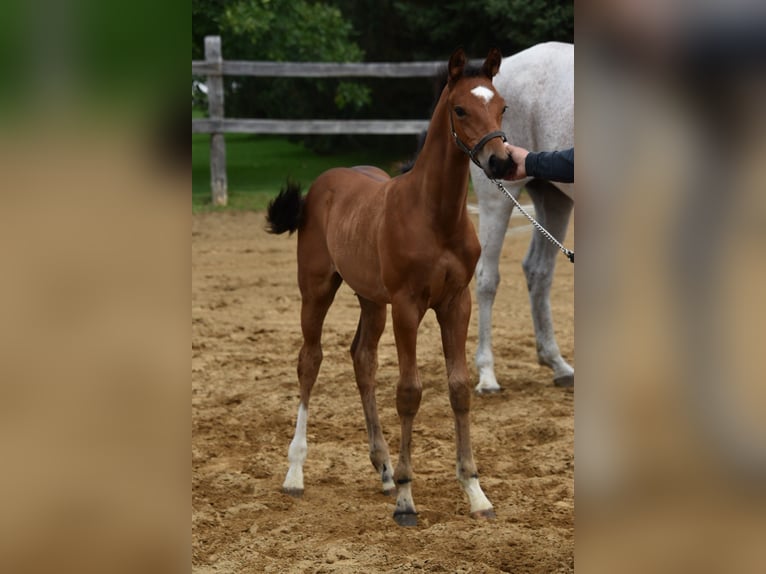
[491,179,574,263]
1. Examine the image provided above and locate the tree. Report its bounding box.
[389,0,573,59]
[192,0,225,60]
[192,0,574,152]
[330,0,574,138]
[193,0,370,126]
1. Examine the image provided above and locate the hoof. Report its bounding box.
[470,508,496,520]
[382,487,397,497]
[475,371,501,395]
[475,385,502,396]
[282,487,304,498]
[554,374,574,388]
[393,511,418,527]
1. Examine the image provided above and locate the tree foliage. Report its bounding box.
[222,0,362,62]
[192,0,573,151]
[193,0,374,150]
[333,0,573,61]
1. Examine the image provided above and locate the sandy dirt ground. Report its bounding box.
[192,208,574,573]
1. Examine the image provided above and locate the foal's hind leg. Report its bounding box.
[524,180,574,387]
[437,290,494,519]
[351,296,395,495]
[282,270,342,496]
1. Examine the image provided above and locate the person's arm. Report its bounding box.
[524,148,574,183]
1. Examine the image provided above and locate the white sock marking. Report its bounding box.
[457,465,493,513]
[283,404,309,491]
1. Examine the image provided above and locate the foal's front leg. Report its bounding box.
[390,297,427,526]
[437,290,495,518]
[351,296,395,495]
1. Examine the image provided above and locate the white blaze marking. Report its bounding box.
[471,86,494,104]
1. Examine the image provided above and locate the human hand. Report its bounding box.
[503,143,529,180]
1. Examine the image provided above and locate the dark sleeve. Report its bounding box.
[524,148,574,183]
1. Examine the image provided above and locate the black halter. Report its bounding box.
[450,111,507,169]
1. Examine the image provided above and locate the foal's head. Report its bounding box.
[446,48,515,180]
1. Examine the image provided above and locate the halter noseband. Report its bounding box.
[450,111,507,169]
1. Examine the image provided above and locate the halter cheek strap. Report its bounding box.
[450,112,507,168]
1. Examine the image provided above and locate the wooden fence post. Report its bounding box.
[205,36,228,206]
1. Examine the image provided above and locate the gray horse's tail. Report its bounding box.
[266,179,304,235]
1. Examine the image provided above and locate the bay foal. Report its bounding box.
[266,48,514,526]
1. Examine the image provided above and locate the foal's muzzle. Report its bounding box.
[488,153,517,180]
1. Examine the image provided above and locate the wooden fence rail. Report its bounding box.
[191,60,447,78]
[193,35,451,206]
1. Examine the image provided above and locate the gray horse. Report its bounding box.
[470,42,574,391]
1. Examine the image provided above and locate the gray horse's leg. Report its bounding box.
[523,179,574,387]
[473,175,515,393]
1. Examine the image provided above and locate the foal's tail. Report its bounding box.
[266,179,304,235]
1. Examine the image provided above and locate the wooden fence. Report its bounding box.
[192,35,449,206]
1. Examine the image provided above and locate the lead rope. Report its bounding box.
[490,178,574,264]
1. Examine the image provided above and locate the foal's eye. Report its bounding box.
[454,106,466,118]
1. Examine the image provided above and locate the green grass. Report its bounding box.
[192,132,411,212]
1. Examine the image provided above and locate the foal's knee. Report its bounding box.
[448,378,472,414]
[298,343,323,376]
[396,380,422,417]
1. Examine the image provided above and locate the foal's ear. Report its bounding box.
[482,48,502,79]
[448,48,467,86]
